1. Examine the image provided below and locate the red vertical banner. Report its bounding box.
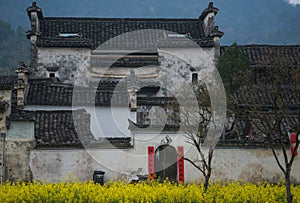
[290,133,298,157]
[178,146,185,183]
[148,146,155,179]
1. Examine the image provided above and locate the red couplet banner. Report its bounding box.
[290,133,298,157]
[178,146,185,183]
[148,146,155,179]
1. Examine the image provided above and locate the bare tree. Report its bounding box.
[237,54,300,203]
[168,82,214,193]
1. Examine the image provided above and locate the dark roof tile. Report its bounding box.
[34,109,95,147]
[25,78,129,107]
[221,45,300,66]
[38,17,211,49]
[235,85,300,110]
[33,109,131,147]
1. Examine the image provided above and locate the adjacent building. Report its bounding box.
[0,2,299,183]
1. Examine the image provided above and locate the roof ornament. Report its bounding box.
[209,26,224,38]
[15,62,30,84]
[15,62,29,108]
[127,70,140,112]
[199,2,219,21]
[26,2,43,19]
[127,69,140,92]
[161,135,173,145]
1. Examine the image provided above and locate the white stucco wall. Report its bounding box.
[156,47,217,98]
[203,13,215,28]
[212,148,300,183]
[36,46,216,85]
[37,47,91,85]
[159,47,216,70]
[7,121,34,139]
[29,132,300,184]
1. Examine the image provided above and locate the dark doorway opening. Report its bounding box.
[155,145,177,182]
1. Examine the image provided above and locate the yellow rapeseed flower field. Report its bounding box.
[0,180,299,203]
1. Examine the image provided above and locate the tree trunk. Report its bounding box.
[203,176,209,193]
[203,171,211,193]
[285,170,293,203]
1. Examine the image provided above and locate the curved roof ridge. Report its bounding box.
[43,17,201,21]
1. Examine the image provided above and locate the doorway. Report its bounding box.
[154,145,177,182]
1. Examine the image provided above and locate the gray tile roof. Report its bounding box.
[91,53,159,68]
[25,78,161,107]
[34,109,95,147]
[221,45,300,66]
[38,17,213,49]
[224,114,297,146]
[243,45,300,66]
[135,95,295,146]
[25,78,129,107]
[235,85,299,110]
[8,111,35,121]
[157,38,214,48]
[137,96,175,106]
[33,109,131,147]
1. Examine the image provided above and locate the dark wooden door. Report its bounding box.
[155,145,177,182]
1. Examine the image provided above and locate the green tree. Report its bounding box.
[216,42,250,95]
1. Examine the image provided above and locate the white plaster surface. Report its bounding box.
[30,132,300,184]
[37,47,91,85]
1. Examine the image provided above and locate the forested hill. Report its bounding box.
[0,20,29,76]
[0,0,299,75]
[1,0,300,45]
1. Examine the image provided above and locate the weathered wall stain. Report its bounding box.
[1,139,35,182]
[37,48,91,85]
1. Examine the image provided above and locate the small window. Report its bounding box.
[49,73,55,78]
[59,33,80,37]
[167,33,186,38]
[192,73,198,84]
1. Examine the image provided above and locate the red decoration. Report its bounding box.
[148,146,155,179]
[291,146,298,157]
[290,133,298,157]
[290,133,297,143]
[178,146,185,183]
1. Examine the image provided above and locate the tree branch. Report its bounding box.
[183,157,205,174]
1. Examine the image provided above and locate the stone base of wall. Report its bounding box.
[0,138,35,182]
